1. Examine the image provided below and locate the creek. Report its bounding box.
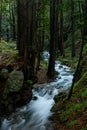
[0,51,73,130]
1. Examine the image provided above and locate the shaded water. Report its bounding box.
[0,52,73,130]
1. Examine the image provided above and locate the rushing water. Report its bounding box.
[0,52,73,130]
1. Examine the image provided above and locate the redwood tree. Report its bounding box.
[59,0,65,57]
[71,0,75,58]
[0,12,2,41]
[0,0,2,41]
[17,0,37,81]
[47,0,59,79]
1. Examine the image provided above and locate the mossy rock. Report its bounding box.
[3,70,24,99]
[0,69,8,80]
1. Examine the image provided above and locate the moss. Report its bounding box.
[60,72,87,118]
[0,39,17,53]
[0,40,20,66]
[81,123,87,130]
[81,125,87,130]
[67,120,77,127]
[83,44,87,54]
[53,71,87,129]
[74,72,87,90]
[27,80,33,85]
[40,61,48,68]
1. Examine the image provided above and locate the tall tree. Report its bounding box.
[0,0,2,41]
[12,1,16,40]
[84,0,87,35]
[59,0,65,57]
[0,12,2,41]
[68,1,85,99]
[17,0,37,81]
[71,0,75,57]
[47,0,58,79]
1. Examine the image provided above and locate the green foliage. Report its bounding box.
[27,80,33,85]
[81,88,87,98]
[0,40,19,66]
[83,44,87,54]
[0,39,17,52]
[67,120,77,127]
[0,0,17,39]
[81,125,87,130]
[40,61,48,68]
[79,21,84,26]
[74,72,87,90]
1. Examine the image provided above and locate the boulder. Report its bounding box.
[3,69,24,99]
[0,68,8,81]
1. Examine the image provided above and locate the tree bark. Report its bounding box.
[47,0,57,79]
[84,0,87,35]
[17,0,37,81]
[71,0,75,58]
[68,1,84,99]
[0,12,2,41]
[59,0,65,57]
[12,5,16,40]
[0,0,2,41]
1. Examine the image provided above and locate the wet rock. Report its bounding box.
[0,68,8,81]
[1,85,32,115]
[59,65,63,68]
[32,96,38,100]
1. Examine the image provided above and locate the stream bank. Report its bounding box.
[0,60,73,130]
[0,41,33,120]
[50,50,87,130]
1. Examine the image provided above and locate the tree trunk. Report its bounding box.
[17,0,37,81]
[0,0,2,41]
[59,0,65,57]
[12,6,16,40]
[0,12,2,41]
[68,1,84,99]
[71,0,75,58]
[17,0,26,56]
[6,28,9,42]
[47,0,57,79]
[84,0,87,35]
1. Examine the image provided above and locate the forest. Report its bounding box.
[0,0,87,130]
